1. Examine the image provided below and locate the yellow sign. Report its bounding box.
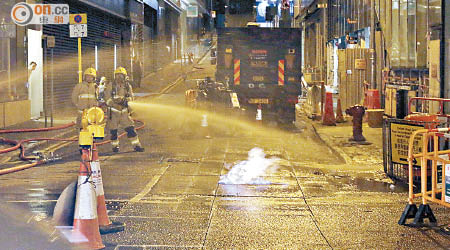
[355,59,366,70]
[252,76,265,82]
[250,61,268,67]
[70,14,87,24]
[303,73,312,83]
[248,98,269,104]
[391,123,423,165]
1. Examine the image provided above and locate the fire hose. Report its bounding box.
[0,122,75,134]
[0,120,145,175]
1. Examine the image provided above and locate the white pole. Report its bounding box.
[95,45,98,71]
[114,44,117,70]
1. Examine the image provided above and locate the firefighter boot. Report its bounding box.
[110,129,120,153]
[134,145,145,152]
[125,126,145,152]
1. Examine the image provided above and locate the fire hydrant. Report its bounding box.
[345,105,366,142]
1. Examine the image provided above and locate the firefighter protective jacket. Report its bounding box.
[104,80,134,112]
[71,81,98,110]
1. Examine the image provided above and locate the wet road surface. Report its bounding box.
[1,53,450,249]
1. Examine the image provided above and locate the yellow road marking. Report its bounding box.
[129,165,170,203]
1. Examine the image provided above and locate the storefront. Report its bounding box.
[156,0,181,66]
[143,0,158,75]
[43,0,129,110]
[0,0,30,126]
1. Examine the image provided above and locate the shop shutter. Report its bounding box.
[43,0,125,110]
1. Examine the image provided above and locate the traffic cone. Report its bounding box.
[322,92,336,126]
[336,98,345,123]
[91,144,125,234]
[256,104,262,124]
[72,149,104,250]
[90,145,110,226]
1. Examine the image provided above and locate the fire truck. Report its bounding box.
[215,27,302,123]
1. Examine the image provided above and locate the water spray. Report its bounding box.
[219,147,279,185]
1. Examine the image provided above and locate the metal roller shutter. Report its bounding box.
[43,0,127,110]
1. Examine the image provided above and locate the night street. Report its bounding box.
[1,54,450,249]
[2,0,450,249]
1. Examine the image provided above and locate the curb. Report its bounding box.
[154,41,215,97]
[308,121,351,165]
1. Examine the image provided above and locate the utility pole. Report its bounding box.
[370,0,376,90]
[43,36,48,127]
[322,0,328,85]
[443,0,449,111]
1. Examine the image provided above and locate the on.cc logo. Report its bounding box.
[11,2,33,26]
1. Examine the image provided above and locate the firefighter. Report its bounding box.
[71,67,98,128]
[105,67,144,153]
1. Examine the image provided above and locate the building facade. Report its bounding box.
[0,0,210,126]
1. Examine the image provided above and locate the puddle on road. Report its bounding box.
[301,168,408,193]
[327,175,407,193]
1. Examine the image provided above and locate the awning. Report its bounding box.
[197,3,209,15]
[144,0,158,10]
[164,0,183,13]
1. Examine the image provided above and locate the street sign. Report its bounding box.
[354,59,366,70]
[70,24,87,37]
[187,6,198,17]
[211,11,216,18]
[69,14,87,24]
[390,123,423,166]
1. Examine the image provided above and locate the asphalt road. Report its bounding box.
[1,53,450,249]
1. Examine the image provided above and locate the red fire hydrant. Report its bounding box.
[345,105,366,142]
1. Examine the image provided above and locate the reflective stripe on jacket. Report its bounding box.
[71,82,98,110]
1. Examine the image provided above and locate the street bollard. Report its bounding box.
[345,105,366,142]
[335,98,345,123]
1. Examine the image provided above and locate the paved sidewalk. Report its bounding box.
[137,38,213,94]
[305,115,389,180]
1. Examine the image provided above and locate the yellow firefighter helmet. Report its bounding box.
[84,67,97,77]
[114,67,127,77]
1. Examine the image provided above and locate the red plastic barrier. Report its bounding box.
[365,89,381,109]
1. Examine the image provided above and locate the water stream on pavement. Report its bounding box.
[129,101,343,165]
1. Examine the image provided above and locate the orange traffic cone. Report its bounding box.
[322,92,336,126]
[256,104,262,124]
[91,144,110,227]
[72,149,104,250]
[91,144,125,234]
[336,98,345,123]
